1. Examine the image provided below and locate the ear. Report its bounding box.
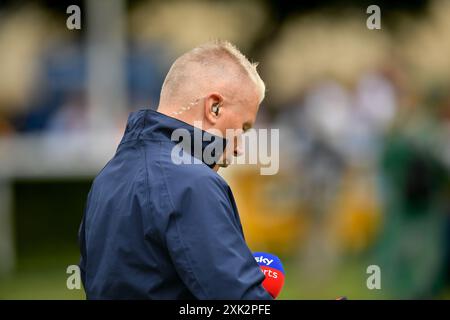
[204,93,224,125]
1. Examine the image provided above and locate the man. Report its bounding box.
[78,40,272,299]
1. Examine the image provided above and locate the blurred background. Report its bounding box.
[0,0,449,299]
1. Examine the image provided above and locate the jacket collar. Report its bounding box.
[122,109,228,169]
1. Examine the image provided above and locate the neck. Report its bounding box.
[157,106,207,131]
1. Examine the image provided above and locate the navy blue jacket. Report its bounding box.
[78,109,271,300]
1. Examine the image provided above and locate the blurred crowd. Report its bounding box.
[0,0,449,298]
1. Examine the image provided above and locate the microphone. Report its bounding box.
[253,252,285,299]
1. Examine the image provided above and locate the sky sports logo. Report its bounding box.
[253,252,285,298]
[254,253,284,280]
[254,256,274,266]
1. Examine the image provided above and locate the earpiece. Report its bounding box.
[211,103,220,116]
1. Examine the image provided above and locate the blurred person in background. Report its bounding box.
[374,85,450,298]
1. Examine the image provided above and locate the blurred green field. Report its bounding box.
[1,180,448,300]
[2,248,450,299]
[0,248,85,300]
[0,179,383,300]
[0,247,388,300]
[279,261,387,300]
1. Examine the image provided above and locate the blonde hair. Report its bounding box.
[161,40,265,103]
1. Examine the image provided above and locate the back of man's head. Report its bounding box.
[158,40,265,115]
[157,40,265,169]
